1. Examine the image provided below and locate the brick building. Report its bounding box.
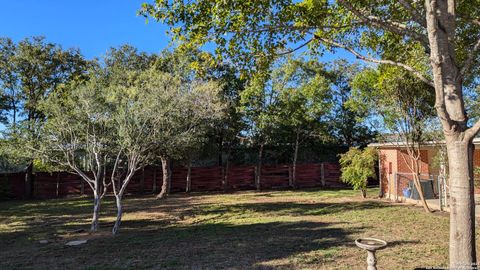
[369,138,480,201]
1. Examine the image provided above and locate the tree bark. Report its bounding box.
[256,143,264,191]
[112,195,122,235]
[423,1,477,266]
[91,189,101,232]
[447,139,476,267]
[425,0,478,264]
[186,158,192,193]
[156,156,171,199]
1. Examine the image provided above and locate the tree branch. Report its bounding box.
[315,36,435,87]
[337,0,429,46]
[464,119,480,141]
[275,38,313,56]
[460,36,480,77]
[398,0,427,27]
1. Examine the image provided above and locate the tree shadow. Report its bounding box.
[0,193,408,270]
[73,220,370,269]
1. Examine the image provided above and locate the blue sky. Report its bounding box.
[0,0,360,63]
[0,0,170,59]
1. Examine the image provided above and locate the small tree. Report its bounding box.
[339,147,377,198]
[150,74,224,199]
[39,78,114,232]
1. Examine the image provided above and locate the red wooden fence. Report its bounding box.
[0,162,343,199]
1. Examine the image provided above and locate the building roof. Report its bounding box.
[368,137,480,148]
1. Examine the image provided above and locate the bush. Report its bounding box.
[339,147,377,198]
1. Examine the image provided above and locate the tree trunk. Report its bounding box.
[411,158,431,213]
[223,149,230,191]
[186,158,192,193]
[447,139,476,266]
[91,189,101,232]
[112,195,122,235]
[424,1,477,265]
[218,135,223,166]
[361,188,367,199]
[256,143,264,191]
[156,156,171,199]
[291,130,300,189]
[412,173,431,212]
[24,162,33,198]
[12,101,17,133]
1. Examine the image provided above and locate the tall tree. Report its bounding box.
[327,60,375,148]
[141,1,480,265]
[154,71,225,199]
[239,72,279,190]
[270,57,331,187]
[351,64,437,212]
[0,36,88,197]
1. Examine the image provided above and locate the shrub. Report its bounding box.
[339,147,377,198]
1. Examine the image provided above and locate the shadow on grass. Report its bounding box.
[0,192,404,269]
[18,220,371,269]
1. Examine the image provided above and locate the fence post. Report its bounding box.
[394,172,398,202]
[56,173,60,198]
[153,167,157,193]
[254,165,258,189]
[320,163,325,186]
[288,165,293,187]
[80,180,84,196]
[140,167,145,194]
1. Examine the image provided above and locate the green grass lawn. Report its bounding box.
[0,187,475,269]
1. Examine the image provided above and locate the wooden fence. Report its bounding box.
[0,162,342,199]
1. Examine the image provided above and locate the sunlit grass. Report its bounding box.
[0,187,469,269]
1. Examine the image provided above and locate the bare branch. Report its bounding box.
[275,38,313,56]
[460,37,480,77]
[338,0,429,46]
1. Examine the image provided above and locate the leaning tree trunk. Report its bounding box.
[411,158,431,213]
[255,143,264,191]
[91,188,101,232]
[156,156,171,199]
[112,194,123,235]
